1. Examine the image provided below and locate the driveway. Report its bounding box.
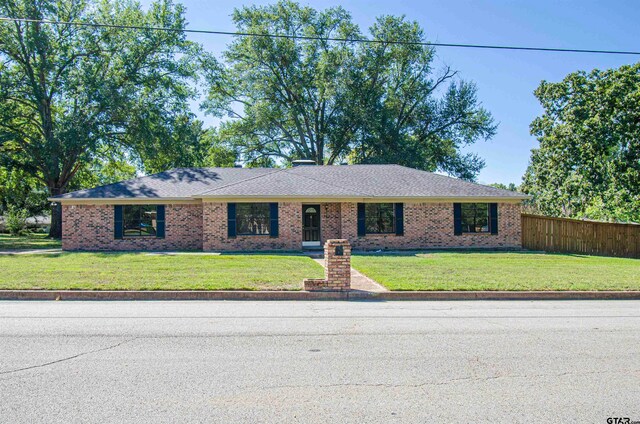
[1,300,639,423]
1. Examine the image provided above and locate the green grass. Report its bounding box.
[0,233,61,250]
[0,253,324,290]
[351,251,640,291]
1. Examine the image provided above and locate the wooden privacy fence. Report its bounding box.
[522,214,640,258]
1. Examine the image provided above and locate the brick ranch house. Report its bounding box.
[51,164,529,251]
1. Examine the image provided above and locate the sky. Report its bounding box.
[141,0,640,185]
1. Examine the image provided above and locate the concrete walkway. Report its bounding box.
[312,258,388,293]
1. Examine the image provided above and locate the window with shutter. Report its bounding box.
[235,203,271,235]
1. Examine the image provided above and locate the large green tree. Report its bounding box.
[0,0,202,237]
[0,166,48,217]
[202,1,496,179]
[522,63,640,222]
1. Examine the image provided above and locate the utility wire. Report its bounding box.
[1,16,640,56]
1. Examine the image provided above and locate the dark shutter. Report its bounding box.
[269,203,279,238]
[357,203,366,237]
[490,203,498,235]
[114,205,123,239]
[156,205,165,238]
[227,203,236,238]
[395,203,404,236]
[453,203,462,236]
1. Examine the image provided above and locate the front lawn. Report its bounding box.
[0,253,324,290]
[352,252,640,291]
[0,233,61,250]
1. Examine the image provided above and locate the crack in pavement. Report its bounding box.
[258,368,640,391]
[0,337,138,376]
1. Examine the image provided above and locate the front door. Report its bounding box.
[302,205,321,247]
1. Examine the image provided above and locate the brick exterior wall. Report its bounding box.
[340,203,358,242]
[320,203,342,242]
[62,204,202,251]
[62,200,522,251]
[344,202,522,250]
[202,202,302,251]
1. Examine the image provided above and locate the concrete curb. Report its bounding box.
[1,290,640,301]
[369,291,640,300]
[0,290,349,301]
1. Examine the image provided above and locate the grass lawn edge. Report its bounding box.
[0,252,323,291]
[351,251,640,292]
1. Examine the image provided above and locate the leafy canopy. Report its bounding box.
[522,63,640,222]
[0,0,204,236]
[0,166,48,217]
[202,0,496,179]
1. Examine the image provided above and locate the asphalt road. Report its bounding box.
[1,300,639,423]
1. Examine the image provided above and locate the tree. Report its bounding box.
[202,1,496,178]
[522,63,640,222]
[66,157,138,194]
[0,0,202,237]
[489,182,518,191]
[345,16,495,180]
[0,166,48,217]
[197,128,239,168]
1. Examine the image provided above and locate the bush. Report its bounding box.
[5,207,29,236]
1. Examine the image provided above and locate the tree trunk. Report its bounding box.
[314,142,324,165]
[48,185,64,239]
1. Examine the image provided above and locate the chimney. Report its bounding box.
[291,159,316,167]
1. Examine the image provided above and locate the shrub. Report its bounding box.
[5,207,29,236]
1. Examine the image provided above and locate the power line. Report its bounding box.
[1,16,640,56]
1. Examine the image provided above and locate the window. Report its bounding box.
[365,203,395,234]
[123,205,158,237]
[461,203,490,233]
[236,203,271,235]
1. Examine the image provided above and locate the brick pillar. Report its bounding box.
[304,239,351,291]
[324,239,351,289]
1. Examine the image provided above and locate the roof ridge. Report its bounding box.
[378,164,519,195]
[196,168,286,195]
[285,168,372,197]
[413,169,525,196]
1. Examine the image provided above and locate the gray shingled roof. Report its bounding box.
[54,168,274,199]
[54,165,528,200]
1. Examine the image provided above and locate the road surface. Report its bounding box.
[1,300,639,423]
